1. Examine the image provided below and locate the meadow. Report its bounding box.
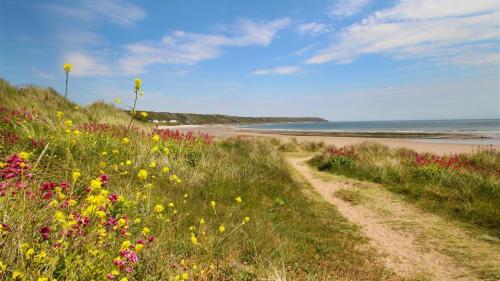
[0,79,403,280]
[308,142,500,234]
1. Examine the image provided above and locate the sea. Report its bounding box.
[240,119,500,145]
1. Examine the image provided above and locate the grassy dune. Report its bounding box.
[0,80,399,280]
[308,143,500,234]
[133,110,326,125]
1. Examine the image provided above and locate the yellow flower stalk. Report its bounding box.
[125,78,143,136]
[62,63,72,100]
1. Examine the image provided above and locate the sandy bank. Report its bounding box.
[160,125,499,155]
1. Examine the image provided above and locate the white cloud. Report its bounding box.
[49,0,146,27]
[63,51,112,77]
[252,66,301,75]
[296,22,332,35]
[308,0,500,65]
[120,18,290,74]
[328,0,372,18]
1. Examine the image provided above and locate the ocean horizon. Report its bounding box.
[241,119,500,133]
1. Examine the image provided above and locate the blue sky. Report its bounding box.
[1,0,499,121]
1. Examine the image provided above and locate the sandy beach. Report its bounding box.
[163,124,500,155]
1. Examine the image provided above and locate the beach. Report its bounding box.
[165,124,500,155]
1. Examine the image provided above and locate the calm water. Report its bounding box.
[241,119,500,145]
[241,119,500,133]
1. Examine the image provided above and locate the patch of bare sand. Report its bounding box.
[168,125,499,155]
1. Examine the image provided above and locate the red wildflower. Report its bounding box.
[39,226,51,240]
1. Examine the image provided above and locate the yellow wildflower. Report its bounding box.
[63,63,73,73]
[134,79,142,91]
[181,273,189,280]
[243,217,250,224]
[137,169,148,180]
[235,196,242,204]
[0,261,5,273]
[90,179,102,191]
[12,271,23,279]
[64,120,73,127]
[218,224,225,233]
[135,243,144,252]
[154,204,164,213]
[56,111,64,120]
[134,218,141,224]
[199,218,205,225]
[73,129,82,136]
[152,134,160,142]
[71,170,81,182]
[19,151,30,160]
[125,160,132,166]
[122,137,130,144]
[112,149,119,154]
[149,161,156,168]
[191,235,198,245]
[142,227,150,235]
[117,218,126,228]
[167,202,174,208]
[121,240,131,249]
[141,112,148,117]
[25,248,35,258]
[170,174,181,183]
[210,201,216,208]
[162,166,170,173]
[120,278,129,281]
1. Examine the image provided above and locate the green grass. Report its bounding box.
[308,142,500,235]
[0,80,398,280]
[334,189,364,205]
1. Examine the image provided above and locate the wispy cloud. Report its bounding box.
[48,0,146,27]
[252,66,301,75]
[296,22,332,35]
[119,18,291,74]
[63,51,112,77]
[60,18,290,77]
[328,0,372,18]
[308,0,500,65]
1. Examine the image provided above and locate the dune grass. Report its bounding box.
[308,142,500,234]
[0,80,399,280]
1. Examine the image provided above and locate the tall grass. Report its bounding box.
[309,142,500,233]
[0,80,397,280]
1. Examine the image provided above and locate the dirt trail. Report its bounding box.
[288,157,485,281]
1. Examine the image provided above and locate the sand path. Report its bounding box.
[287,157,499,281]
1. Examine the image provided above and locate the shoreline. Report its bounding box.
[161,124,500,155]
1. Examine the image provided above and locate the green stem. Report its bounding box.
[64,72,69,100]
[125,89,138,137]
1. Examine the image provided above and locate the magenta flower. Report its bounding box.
[39,226,51,240]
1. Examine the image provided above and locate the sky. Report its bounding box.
[1,0,499,121]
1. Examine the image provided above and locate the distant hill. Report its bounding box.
[134,111,328,125]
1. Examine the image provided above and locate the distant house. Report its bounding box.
[152,120,160,124]
[169,120,178,124]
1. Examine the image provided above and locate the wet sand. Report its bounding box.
[161,125,499,155]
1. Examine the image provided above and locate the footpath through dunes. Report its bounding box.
[287,156,500,281]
